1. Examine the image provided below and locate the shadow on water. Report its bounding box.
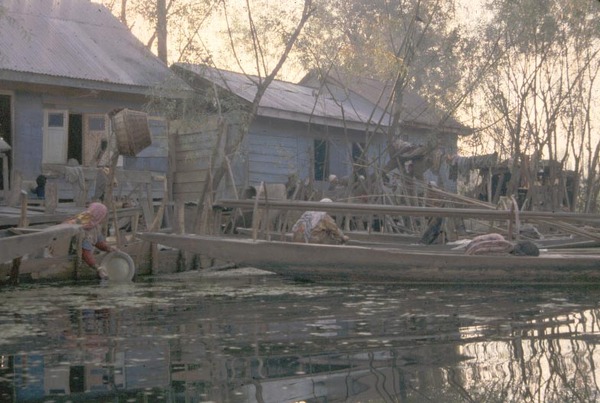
[0,272,600,402]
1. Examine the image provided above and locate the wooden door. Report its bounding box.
[43,109,68,164]
[83,114,108,166]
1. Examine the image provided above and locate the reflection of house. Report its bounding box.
[169,63,470,203]
[0,0,190,201]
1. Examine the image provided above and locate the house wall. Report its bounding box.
[9,89,149,179]
[169,114,390,204]
[170,116,224,203]
[240,116,387,190]
[13,92,44,179]
[2,86,168,201]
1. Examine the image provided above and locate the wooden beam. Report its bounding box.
[215,199,600,224]
[0,223,81,262]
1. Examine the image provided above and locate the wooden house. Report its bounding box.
[0,0,191,205]
[300,69,472,193]
[169,63,471,206]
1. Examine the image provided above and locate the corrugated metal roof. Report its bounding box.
[301,69,470,134]
[0,0,188,92]
[174,63,392,128]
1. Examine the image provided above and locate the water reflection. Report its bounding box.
[0,274,599,402]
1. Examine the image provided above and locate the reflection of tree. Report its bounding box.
[459,307,600,402]
[4,285,600,402]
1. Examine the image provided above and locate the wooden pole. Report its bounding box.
[9,190,28,285]
[217,198,600,224]
[1,153,8,204]
[251,182,264,241]
[511,195,520,240]
[262,184,271,241]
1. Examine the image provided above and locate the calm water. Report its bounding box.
[1,269,600,403]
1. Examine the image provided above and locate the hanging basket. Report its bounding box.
[112,109,152,156]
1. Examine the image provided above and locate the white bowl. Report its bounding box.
[100,251,135,282]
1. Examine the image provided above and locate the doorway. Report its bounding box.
[68,114,83,165]
[0,94,12,191]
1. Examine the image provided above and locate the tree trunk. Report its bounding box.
[120,0,128,26]
[157,0,168,63]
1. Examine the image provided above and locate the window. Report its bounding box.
[88,116,105,131]
[314,139,329,181]
[352,142,367,178]
[47,112,65,127]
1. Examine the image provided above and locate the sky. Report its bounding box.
[99,0,486,83]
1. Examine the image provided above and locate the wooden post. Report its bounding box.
[148,175,167,232]
[1,152,8,203]
[8,170,22,207]
[18,189,28,227]
[507,199,514,241]
[251,182,264,241]
[487,167,493,203]
[73,231,83,280]
[511,195,520,240]
[45,180,58,214]
[130,209,139,243]
[111,201,122,249]
[9,190,28,285]
[262,184,270,241]
[175,198,185,234]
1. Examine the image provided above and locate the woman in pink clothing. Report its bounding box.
[65,202,115,279]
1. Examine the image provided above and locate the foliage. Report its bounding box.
[297,0,473,115]
[470,0,600,210]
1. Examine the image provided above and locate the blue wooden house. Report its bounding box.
[169,63,470,203]
[0,0,190,203]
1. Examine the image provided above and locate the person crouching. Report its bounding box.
[465,233,539,256]
[64,202,115,279]
[291,198,349,245]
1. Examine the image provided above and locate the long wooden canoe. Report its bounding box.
[0,223,82,262]
[136,232,600,284]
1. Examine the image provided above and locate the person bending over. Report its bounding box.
[465,233,539,256]
[65,202,115,279]
[291,198,349,245]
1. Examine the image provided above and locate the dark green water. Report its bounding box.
[1,269,600,402]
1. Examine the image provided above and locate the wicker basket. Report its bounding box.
[112,109,152,156]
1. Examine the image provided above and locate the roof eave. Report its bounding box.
[257,107,390,132]
[0,70,193,99]
[400,120,472,136]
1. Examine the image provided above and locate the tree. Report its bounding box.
[472,0,600,211]
[196,0,317,214]
[100,0,221,64]
[290,0,504,198]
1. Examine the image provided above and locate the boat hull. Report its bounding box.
[137,232,600,284]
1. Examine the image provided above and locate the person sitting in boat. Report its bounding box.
[64,202,115,279]
[465,233,539,256]
[291,198,350,245]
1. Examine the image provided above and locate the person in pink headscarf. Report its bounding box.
[65,202,115,279]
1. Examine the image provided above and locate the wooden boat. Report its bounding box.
[0,239,183,283]
[136,232,600,284]
[0,223,81,262]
